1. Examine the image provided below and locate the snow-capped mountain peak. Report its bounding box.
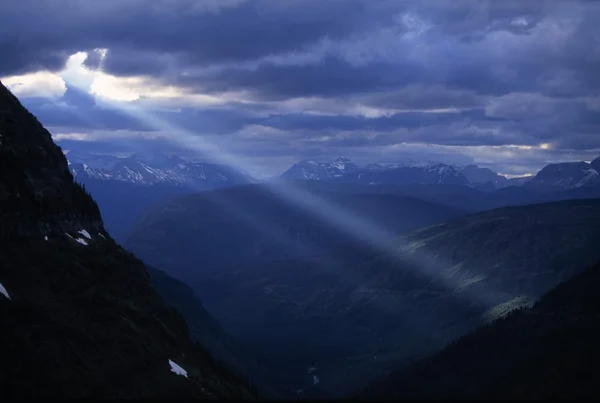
[525,160,600,190]
[66,151,253,189]
[281,157,360,180]
[280,159,522,188]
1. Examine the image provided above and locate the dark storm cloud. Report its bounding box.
[261,109,493,132]
[2,0,600,175]
[0,0,403,75]
[2,0,599,100]
[363,86,487,111]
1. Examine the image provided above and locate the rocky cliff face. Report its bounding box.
[0,81,256,399]
[0,83,102,238]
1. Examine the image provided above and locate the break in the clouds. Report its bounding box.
[1,0,600,176]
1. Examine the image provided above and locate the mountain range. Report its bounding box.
[65,151,253,239]
[280,157,531,189]
[65,149,600,242]
[123,177,600,396]
[67,150,254,187]
[67,150,600,196]
[280,156,600,193]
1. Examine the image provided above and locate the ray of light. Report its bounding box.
[99,98,506,309]
[61,51,513,318]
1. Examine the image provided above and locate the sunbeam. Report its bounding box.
[105,94,511,311]
[61,50,510,322]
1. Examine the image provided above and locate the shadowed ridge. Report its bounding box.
[0,80,258,399]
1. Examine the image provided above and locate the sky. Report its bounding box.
[1,0,600,177]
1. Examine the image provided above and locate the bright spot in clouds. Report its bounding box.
[2,71,67,98]
[89,75,141,102]
[2,50,233,107]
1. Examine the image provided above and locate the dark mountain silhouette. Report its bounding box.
[0,81,256,398]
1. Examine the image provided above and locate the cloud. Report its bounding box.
[1,0,599,176]
[2,72,67,98]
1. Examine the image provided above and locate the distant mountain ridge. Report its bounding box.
[280,157,360,181]
[64,151,255,240]
[280,157,524,189]
[335,163,471,187]
[525,160,600,190]
[281,156,600,192]
[67,150,254,188]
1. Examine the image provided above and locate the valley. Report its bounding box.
[61,144,600,398]
[117,166,600,395]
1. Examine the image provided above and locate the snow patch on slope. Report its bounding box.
[78,229,92,240]
[575,168,599,188]
[66,233,89,246]
[482,296,534,322]
[0,281,11,300]
[169,359,188,378]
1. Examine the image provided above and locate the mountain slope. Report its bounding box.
[0,81,256,398]
[124,170,600,397]
[280,158,518,189]
[67,150,253,187]
[146,266,280,398]
[358,258,600,400]
[459,164,509,188]
[74,179,193,241]
[334,164,470,187]
[280,157,360,180]
[195,199,600,396]
[525,161,600,190]
[123,182,467,281]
